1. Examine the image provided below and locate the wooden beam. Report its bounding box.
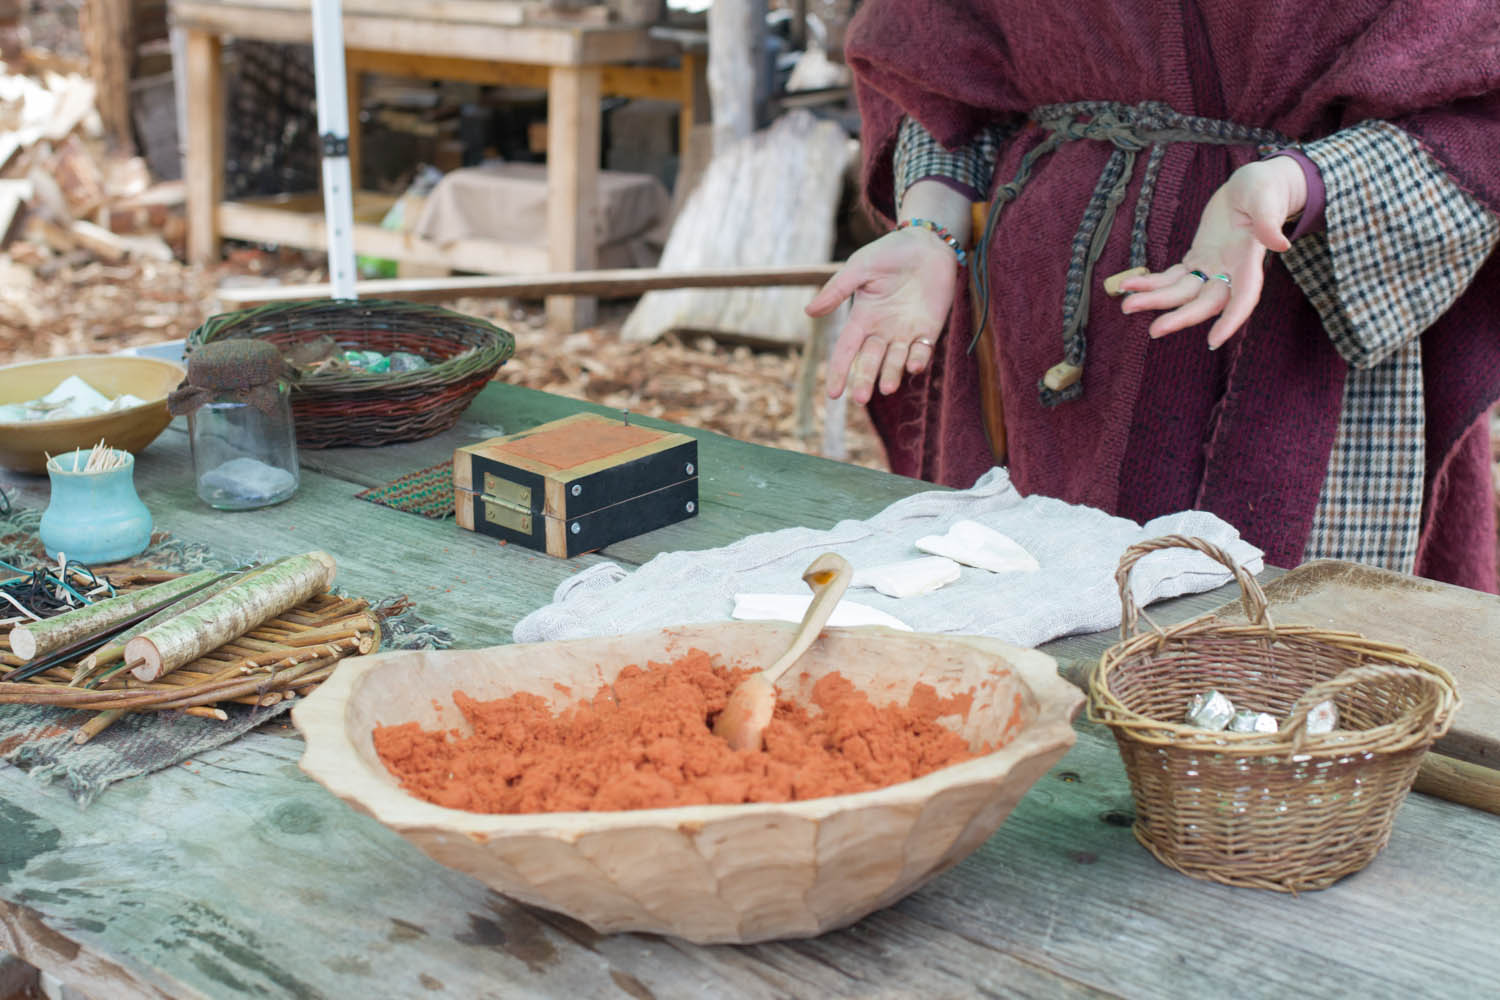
[345,49,548,89]
[214,264,842,308]
[1415,754,1500,817]
[170,2,665,65]
[215,200,551,275]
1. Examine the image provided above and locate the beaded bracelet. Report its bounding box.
[896,218,968,266]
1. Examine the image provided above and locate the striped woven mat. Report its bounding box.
[355,462,454,519]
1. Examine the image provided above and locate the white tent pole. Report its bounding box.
[310,0,357,300]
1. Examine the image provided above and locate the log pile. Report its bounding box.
[0,52,181,262]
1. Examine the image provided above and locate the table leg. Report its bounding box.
[679,50,701,164]
[545,64,601,333]
[183,29,225,266]
[346,55,364,191]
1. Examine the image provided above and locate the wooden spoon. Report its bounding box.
[714,552,853,752]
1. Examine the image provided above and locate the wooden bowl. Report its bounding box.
[0,355,185,474]
[293,623,1083,943]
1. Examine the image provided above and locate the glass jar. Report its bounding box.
[171,340,300,510]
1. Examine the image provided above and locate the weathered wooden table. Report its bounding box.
[0,382,1496,999]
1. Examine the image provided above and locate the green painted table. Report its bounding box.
[0,383,1495,999]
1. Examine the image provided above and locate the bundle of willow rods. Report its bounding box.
[0,554,382,741]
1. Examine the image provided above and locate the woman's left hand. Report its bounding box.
[1117,156,1308,349]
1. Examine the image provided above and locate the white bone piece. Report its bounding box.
[851,556,962,599]
[731,594,913,631]
[915,520,1040,573]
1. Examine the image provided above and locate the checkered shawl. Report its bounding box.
[895,118,1500,573]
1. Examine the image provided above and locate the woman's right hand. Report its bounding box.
[805,225,961,404]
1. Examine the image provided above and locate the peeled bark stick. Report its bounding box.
[125,552,337,682]
[10,569,222,661]
[75,709,127,744]
[72,563,286,685]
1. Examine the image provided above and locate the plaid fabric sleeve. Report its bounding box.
[1281,120,1500,370]
[892,115,1012,205]
[1291,120,1498,573]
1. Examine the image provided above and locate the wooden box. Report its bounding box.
[453,413,698,557]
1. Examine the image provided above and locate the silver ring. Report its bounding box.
[1188,269,1210,282]
[1210,273,1232,288]
[915,337,934,348]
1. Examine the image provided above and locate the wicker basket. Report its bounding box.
[1088,535,1459,892]
[188,300,514,448]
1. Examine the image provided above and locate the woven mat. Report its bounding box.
[0,506,452,808]
[355,461,453,520]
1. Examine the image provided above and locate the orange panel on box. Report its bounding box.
[494,420,662,469]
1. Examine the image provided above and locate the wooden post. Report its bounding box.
[82,0,135,151]
[708,0,755,156]
[346,54,364,192]
[790,0,808,49]
[678,50,699,166]
[184,29,225,265]
[545,64,601,332]
[0,0,24,60]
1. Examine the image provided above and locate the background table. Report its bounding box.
[172,0,703,333]
[0,382,1496,998]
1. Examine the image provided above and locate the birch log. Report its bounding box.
[126,552,337,681]
[9,569,222,661]
[71,561,289,685]
[620,109,853,347]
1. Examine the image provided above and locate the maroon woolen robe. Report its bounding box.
[845,0,1500,589]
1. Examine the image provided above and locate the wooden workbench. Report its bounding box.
[0,380,1497,998]
[172,0,702,332]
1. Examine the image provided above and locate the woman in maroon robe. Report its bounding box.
[808,0,1500,589]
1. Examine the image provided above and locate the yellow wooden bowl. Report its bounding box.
[293,623,1083,944]
[0,355,186,474]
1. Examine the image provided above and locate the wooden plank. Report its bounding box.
[598,64,689,103]
[347,48,549,88]
[1209,559,1500,767]
[183,29,223,265]
[214,201,551,275]
[169,0,531,26]
[0,179,31,246]
[169,2,663,65]
[214,264,841,308]
[545,64,601,332]
[40,76,99,144]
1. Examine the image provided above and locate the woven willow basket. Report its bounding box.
[1088,535,1459,892]
[188,300,514,448]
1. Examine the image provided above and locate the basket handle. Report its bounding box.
[1282,663,1457,750]
[1115,534,1268,640]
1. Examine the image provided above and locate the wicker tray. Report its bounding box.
[0,569,381,738]
[188,299,514,448]
[1088,535,1460,892]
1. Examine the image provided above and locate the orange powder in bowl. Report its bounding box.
[373,648,991,814]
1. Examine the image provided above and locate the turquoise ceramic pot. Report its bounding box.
[39,449,153,564]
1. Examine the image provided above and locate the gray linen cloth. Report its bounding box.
[513,468,1264,647]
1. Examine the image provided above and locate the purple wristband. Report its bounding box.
[905,173,985,204]
[1264,148,1326,241]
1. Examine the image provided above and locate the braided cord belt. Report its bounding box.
[968,100,1287,405]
